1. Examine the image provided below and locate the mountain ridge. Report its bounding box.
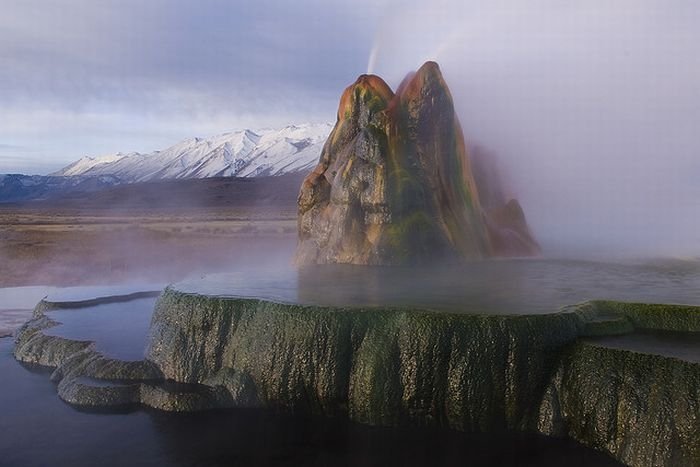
[52,123,333,182]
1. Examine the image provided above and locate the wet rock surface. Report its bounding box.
[539,342,700,467]
[0,332,624,467]
[146,288,583,427]
[14,298,164,409]
[537,302,700,466]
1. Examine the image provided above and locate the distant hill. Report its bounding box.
[0,174,122,203]
[2,173,305,213]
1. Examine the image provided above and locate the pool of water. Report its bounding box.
[0,285,60,309]
[43,297,158,361]
[587,330,700,363]
[43,284,164,304]
[175,258,700,314]
[0,338,622,467]
[0,284,163,338]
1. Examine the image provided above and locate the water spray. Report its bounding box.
[367,42,380,74]
[424,31,464,63]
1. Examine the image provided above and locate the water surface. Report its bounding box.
[175,258,700,314]
[0,284,162,337]
[587,331,700,363]
[44,297,158,361]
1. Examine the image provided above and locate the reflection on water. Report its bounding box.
[0,339,621,466]
[176,258,700,314]
[0,284,162,310]
[43,284,163,304]
[44,297,158,361]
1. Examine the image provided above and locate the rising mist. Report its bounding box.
[365,0,700,258]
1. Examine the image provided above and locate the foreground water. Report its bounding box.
[0,338,622,466]
[587,330,700,363]
[2,257,698,466]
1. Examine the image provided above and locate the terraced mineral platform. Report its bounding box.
[10,261,700,467]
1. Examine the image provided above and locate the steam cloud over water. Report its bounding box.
[365,0,700,258]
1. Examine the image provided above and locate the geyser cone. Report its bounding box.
[386,61,490,259]
[297,62,538,265]
[297,73,395,265]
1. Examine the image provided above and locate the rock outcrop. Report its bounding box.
[540,341,700,467]
[146,288,583,428]
[539,301,700,467]
[297,62,538,265]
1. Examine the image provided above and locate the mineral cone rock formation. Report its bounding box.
[297,61,538,265]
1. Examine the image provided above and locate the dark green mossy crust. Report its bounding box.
[145,290,700,467]
[539,342,700,467]
[147,288,590,430]
[13,290,700,467]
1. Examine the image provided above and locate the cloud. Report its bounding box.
[0,144,28,151]
[0,0,377,109]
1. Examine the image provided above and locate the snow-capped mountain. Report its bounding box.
[53,123,332,182]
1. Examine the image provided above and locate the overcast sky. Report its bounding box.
[0,0,378,174]
[1,0,698,255]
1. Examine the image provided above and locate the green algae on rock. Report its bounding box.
[539,342,700,467]
[296,62,539,265]
[146,287,582,429]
